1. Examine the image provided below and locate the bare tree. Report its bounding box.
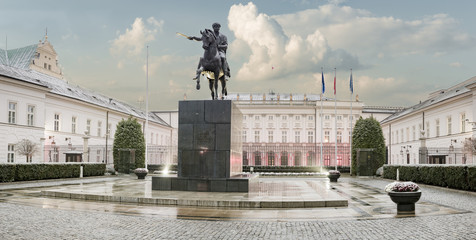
[463,138,476,155]
[15,139,38,161]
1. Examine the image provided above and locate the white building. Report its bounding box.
[227,92,401,167]
[381,76,476,165]
[0,36,174,165]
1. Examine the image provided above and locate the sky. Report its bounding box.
[1,0,475,110]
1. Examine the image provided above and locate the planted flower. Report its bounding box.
[328,170,340,175]
[133,168,149,174]
[385,181,420,192]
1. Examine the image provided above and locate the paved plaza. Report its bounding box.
[0,175,475,239]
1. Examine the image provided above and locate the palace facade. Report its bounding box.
[0,36,175,164]
[227,93,401,167]
[381,77,476,165]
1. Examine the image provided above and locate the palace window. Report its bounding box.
[98,121,102,137]
[447,116,452,135]
[254,131,260,143]
[435,119,440,137]
[282,131,287,143]
[72,117,77,133]
[268,131,273,143]
[324,131,330,143]
[307,131,314,143]
[295,131,300,143]
[337,131,342,143]
[86,119,91,135]
[8,102,16,124]
[54,114,60,131]
[7,144,15,163]
[27,105,35,126]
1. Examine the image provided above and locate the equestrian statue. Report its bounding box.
[182,22,230,100]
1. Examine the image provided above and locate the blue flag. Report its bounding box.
[350,72,353,94]
[321,70,325,94]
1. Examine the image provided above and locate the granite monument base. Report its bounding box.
[152,100,251,192]
[152,174,259,192]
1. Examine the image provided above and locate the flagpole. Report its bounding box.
[145,45,149,169]
[320,67,324,173]
[334,68,337,171]
[349,68,353,175]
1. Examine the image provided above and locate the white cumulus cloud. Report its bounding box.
[228,2,359,82]
[110,17,164,58]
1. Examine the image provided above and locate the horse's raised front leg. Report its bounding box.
[194,60,203,90]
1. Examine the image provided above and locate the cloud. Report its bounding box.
[228,2,360,82]
[110,17,164,59]
[273,5,473,58]
[449,62,462,68]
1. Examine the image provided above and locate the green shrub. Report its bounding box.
[113,117,146,172]
[0,164,16,182]
[445,166,467,190]
[384,165,474,191]
[351,117,386,176]
[468,166,476,191]
[0,163,104,182]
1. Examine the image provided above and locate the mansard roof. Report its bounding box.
[0,61,170,128]
[381,76,476,124]
[0,44,38,69]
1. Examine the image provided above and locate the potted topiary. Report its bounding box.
[385,181,421,214]
[327,170,341,182]
[133,168,148,179]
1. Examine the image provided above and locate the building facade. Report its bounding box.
[0,36,174,165]
[227,92,400,167]
[381,77,476,165]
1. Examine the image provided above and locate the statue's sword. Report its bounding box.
[176,32,198,41]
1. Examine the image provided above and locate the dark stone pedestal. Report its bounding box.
[152,100,254,192]
[388,191,422,214]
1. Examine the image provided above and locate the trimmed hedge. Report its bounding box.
[383,164,475,191]
[0,163,105,182]
[242,165,350,173]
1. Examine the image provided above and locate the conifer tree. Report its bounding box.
[351,117,386,175]
[113,117,145,172]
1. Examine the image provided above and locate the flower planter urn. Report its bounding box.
[327,173,341,182]
[388,191,421,214]
[133,168,149,179]
[135,172,148,179]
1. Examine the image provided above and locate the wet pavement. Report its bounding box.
[0,175,475,239]
[0,174,469,221]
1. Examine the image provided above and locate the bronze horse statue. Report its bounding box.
[193,29,227,100]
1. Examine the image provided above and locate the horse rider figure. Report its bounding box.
[188,22,230,79]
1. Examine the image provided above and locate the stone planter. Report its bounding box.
[388,191,421,214]
[135,172,148,179]
[327,173,341,182]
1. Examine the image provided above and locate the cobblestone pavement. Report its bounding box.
[0,177,475,240]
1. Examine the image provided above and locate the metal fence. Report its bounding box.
[42,144,177,165]
[419,147,474,164]
[242,143,351,167]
